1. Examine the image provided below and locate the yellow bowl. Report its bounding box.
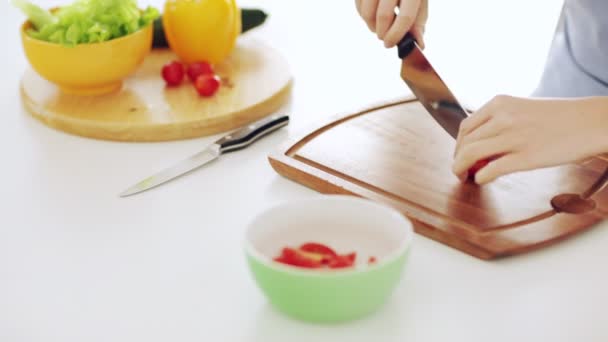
[20,19,153,96]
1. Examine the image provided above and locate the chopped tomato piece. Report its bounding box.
[299,242,338,258]
[277,247,322,268]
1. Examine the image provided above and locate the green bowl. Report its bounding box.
[244,195,414,323]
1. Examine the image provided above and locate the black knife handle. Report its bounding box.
[397,32,417,59]
[215,114,290,153]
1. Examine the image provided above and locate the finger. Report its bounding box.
[383,0,420,47]
[474,153,529,184]
[452,136,512,177]
[459,106,494,138]
[361,0,380,32]
[410,24,426,49]
[399,0,423,22]
[376,0,399,40]
[457,117,504,153]
[454,106,494,156]
[411,0,428,48]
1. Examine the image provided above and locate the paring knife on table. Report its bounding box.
[120,114,290,197]
[397,32,489,178]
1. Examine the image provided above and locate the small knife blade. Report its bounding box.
[397,33,469,139]
[119,114,290,197]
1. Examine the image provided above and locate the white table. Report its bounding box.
[2,1,607,341]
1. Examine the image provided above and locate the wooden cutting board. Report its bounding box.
[20,38,292,142]
[268,97,608,260]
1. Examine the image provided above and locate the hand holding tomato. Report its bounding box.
[453,95,608,184]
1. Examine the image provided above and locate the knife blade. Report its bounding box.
[119,114,290,197]
[397,33,469,139]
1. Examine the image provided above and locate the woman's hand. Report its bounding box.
[453,95,608,184]
[355,0,428,48]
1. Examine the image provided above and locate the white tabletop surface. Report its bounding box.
[2,1,608,341]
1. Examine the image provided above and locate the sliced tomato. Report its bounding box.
[276,247,323,269]
[344,252,356,263]
[274,243,361,269]
[328,253,357,269]
[299,242,338,258]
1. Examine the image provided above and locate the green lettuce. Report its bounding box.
[12,0,159,46]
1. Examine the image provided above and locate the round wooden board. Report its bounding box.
[20,37,293,142]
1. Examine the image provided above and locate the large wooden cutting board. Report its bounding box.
[20,38,292,142]
[268,98,608,259]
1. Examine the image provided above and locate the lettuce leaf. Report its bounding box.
[11,0,58,30]
[13,0,159,46]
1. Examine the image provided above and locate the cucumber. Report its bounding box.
[152,19,167,48]
[152,8,268,49]
[240,8,268,33]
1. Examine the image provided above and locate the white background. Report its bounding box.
[2,1,608,341]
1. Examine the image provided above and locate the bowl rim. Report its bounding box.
[244,195,414,277]
[20,7,154,48]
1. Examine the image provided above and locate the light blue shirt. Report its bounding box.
[533,0,608,97]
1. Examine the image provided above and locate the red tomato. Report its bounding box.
[194,74,221,97]
[161,60,185,86]
[187,62,214,82]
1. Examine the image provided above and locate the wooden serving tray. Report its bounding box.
[269,98,608,259]
[20,38,292,142]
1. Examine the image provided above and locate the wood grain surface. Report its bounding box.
[20,37,293,142]
[268,98,608,259]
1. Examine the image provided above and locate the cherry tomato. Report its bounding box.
[161,60,185,86]
[194,74,221,97]
[187,62,214,82]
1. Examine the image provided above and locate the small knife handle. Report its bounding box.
[397,32,417,59]
[215,114,290,153]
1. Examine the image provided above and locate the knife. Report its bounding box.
[397,33,493,180]
[119,114,290,197]
[397,32,469,138]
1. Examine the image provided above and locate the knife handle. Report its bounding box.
[397,32,417,59]
[215,114,290,153]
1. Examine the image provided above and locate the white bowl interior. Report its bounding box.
[246,196,413,266]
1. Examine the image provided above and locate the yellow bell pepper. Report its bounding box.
[163,0,241,64]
